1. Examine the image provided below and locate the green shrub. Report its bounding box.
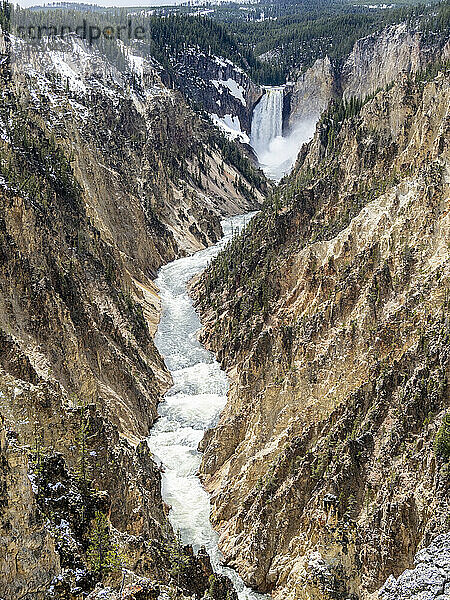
[434,413,450,461]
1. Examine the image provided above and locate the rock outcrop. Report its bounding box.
[285,57,336,129]
[379,533,450,600]
[167,49,262,135]
[0,415,60,598]
[286,23,449,136]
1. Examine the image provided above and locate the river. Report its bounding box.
[147,212,267,600]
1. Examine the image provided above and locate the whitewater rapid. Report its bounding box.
[147,213,267,600]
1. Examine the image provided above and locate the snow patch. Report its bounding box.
[48,50,87,94]
[211,78,246,106]
[209,113,249,144]
[27,472,38,494]
[118,41,144,79]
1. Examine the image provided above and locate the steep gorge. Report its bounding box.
[0,25,265,600]
[1,7,450,600]
[194,66,450,599]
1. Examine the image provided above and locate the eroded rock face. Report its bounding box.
[286,23,448,136]
[379,533,450,600]
[0,27,264,600]
[286,57,336,129]
[0,416,60,599]
[0,30,265,442]
[167,49,262,134]
[341,24,442,100]
[10,35,264,261]
[194,70,450,599]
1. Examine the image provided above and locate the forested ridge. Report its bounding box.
[0,0,9,31]
[8,0,449,84]
[10,6,283,84]
[227,0,450,75]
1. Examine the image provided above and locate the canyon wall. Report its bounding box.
[286,57,336,130]
[1,14,449,600]
[167,49,262,135]
[0,27,263,599]
[195,66,450,600]
[341,23,449,100]
[286,23,449,134]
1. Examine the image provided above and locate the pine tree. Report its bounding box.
[86,511,125,575]
[75,401,94,493]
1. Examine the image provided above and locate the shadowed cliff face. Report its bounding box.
[0,26,265,599]
[167,49,262,134]
[194,69,450,599]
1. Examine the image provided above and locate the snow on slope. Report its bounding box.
[209,113,250,144]
[10,34,171,113]
[211,78,246,106]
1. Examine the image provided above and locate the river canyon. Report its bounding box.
[148,213,268,600]
[0,4,448,600]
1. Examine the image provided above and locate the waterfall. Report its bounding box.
[249,85,317,181]
[250,86,284,157]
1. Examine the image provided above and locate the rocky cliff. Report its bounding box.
[285,57,337,130]
[194,66,450,600]
[286,22,449,137]
[0,414,60,597]
[0,25,264,599]
[341,23,449,100]
[166,48,262,136]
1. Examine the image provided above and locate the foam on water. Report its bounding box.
[147,213,267,600]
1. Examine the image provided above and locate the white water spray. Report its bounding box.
[250,86,317,181]
[147,213,268,600]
